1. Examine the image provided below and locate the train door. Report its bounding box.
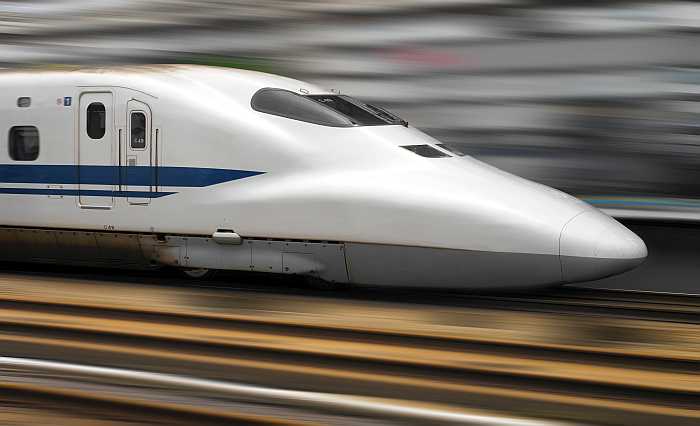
[79,92,115,208]
[125,100,154,205]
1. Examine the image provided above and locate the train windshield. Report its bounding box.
[306,94,406,126]
[251,88,354,127]
[251,88,406,127]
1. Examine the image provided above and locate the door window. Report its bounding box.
[87,102,106,139]
[130,112,146,149]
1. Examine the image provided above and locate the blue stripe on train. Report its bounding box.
[0,165,264,187]
[0,187,175,198]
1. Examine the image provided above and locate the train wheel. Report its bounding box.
[180,268,217,280]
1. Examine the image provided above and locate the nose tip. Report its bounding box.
[559,211,647,283]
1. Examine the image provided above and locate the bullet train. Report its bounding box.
[0,65,647,289]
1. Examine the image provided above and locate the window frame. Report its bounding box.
[8,125,40,161]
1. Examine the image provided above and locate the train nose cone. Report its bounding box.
[559,211,647,283]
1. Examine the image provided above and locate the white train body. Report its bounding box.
[0,65,646,288]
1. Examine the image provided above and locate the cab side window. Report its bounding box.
[9,126,39,161]
[130,112,146,149]
[87,102,106,139]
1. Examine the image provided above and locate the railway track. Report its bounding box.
[0,268,699,425]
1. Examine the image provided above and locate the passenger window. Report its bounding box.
[87,102,106,139]
[9,126,39,161]
[131,112,146,149]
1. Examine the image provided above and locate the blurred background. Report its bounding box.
[2,3,700,425]
[3,0,700,217]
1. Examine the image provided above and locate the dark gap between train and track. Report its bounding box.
[4,259,700,306]
[481,288,700,310]
[546,287,700,306]
[428,297,700,324]
[0,298,697,372]
[4,261,700,322]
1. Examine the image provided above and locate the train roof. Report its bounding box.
[0,64,329,98]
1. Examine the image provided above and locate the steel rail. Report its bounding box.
[2,382,301,426]
[0,356,565,426]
